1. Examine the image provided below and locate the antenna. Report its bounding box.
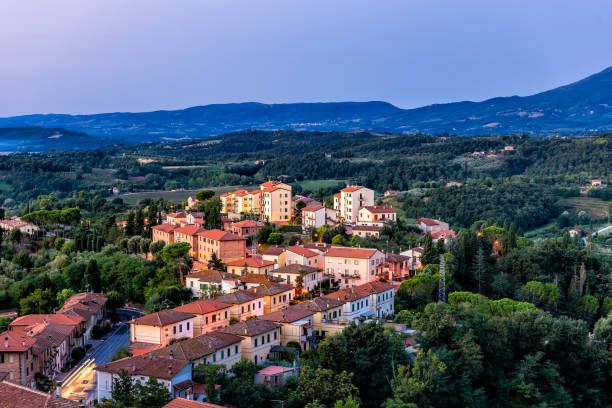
[438,254,446,303]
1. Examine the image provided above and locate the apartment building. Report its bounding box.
[261,181,292,222]
[357,205,397,226]
[0,331,36,386]
[285,246,322,269]
[270,264,323,291]
[197,229,246,262]
[152,224,177,246]
[259,306,315,351]
[129,310,194,353]
[247,283,295,314]
[219,319,281,364]
[174,225,205,258]
[262,247,286,268]
[216,291,265,321]
[359,281,395,317]
[173,299,233,335]
[324,246,385,287]
[301,204,325,231]
[229,220,264,237]
[323,287,372,323]
[225,257,276,276]
[333,186,374,223]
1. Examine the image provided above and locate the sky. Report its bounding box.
[0,0,610,117]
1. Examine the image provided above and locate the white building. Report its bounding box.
[324,246,386,288]
[333,186,374,224]
[357,206,397,226]
[359,281,395,318]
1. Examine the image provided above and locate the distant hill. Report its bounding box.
[0,66,610,143]
[0,127,112,152]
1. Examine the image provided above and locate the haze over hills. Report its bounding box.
[0,66,610,150]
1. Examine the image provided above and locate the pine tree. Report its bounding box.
[421,233,437,266]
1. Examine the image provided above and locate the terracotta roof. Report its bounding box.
[417,217,443,226]
[333,193,341,198]
[10,314,83,328]
[132,310,194,327]
[298,297,345,312]
[58,292,107,320]
[0,381,80,408]
[174,225,205,236]
[286,246,318,258]
[258,365,296,375]
[149,332,242,362]
[163,398,225,408]
[430,229,456,239]
[247,283,295,297]
[0,331,36,352]
[258,305,314,323]
[323,287,370,302]
[235,274,284,285]
[325,246,379,259]
[216,290,263,305]
[187,269,224,284]
[219,318,280,337]
[96,354,189,380]
[357,281,395,294]
[174,299,233,315]
[198,229,246,241]
[231,220,263,228]
[271,264,320,275]
[260,180,282,188]
[233,190,248,197]
[341,185,366,193]
[302,204,324,212]
[167,212,187,218]
[303,242,332,252]
[248,189,261,195]
[226,258,276,268]
[31,323,72,356]
[152,224,178,233]
[362,205,396,214]
[262,246,284,255]
[262,185,289,193]
[386,253,411,263]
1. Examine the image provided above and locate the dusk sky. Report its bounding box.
[0,0,610,117]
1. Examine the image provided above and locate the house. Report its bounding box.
[129,310,195,353]
[384,190,399,196]
[223,273,284,291]
[57,292,107,343]
[186,212,205,225]
[358,281,395,318]
[185,269,226,298]
[333,186,374,223]
[174,225,205,258]
[324,246,386,287]
[30,321,72,377]
[262,246,286,268]
[229,220,264,238]
[152,224,177,246]
[261,181,292,222]
[221,216,234,230]
[247,283,295,314]
[590,179,606,188]
[167,212,188,226]
[0,380,80,408]
[215,291,264,321]
[357,206,396,226]
[269,264,323,291]
[197,229,246,262]
[259,306,315,351]
[255,365,298,390]
[218,319,281,364]
[186,196,198,210]
[162,398,225,408]
[293,297,346,339]
[445,181,462,187]
[301,204,325,231]
[0,217,39,236]
[350,225,382,239]
[323,287,372,323]
[377,253,412,282]
[430,229,456,243]
[225,258,276,276]
[0,331,37,387]
[9,314,84,352]
[400,247,424,271]
[285,246,322,269]
[569,228,582,238]
[148,331,243,370]
[416,218,449,233]
[96,354,191,401]
[174,299,233,335]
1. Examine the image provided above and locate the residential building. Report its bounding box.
[174,299,233,335]
[359,281,395,317]
[9,314,84,350]
[0,380,80,408]
[245,190,262,214]
[261,181,292,222]
[294,297,346,339]
[185,269,226,299]
[163,398,225,408]
[377,253,412,282]
[129,310,194,353]
[174,225,205,258]
[218,319,281,364]
[357,205,396,226]
[350,225,382,239]
[417,218,449,233]
[225,258,276,276]
[324,246,385,287]
[247,283,295,314]
[197,229,246,262]
[301,204,325,231]
[270,264,323,291]
[166,212,188,226]
[285,246,322,269]
[323,287,372,323]
[186,212,205,224]
[58,292,107,343]
[229,220,263,238]
[223,273,285,292]
[152,224,177,246]
[259,305,315,351]
[334,186,374,223]
[30,321,72,377]
[216,291,264,321]
[430,229,456,243]
[0,331,36,386]
[400,247,423,271]
[96,354,191,401]
[292,195,321,209]
[255,366,298,391]
[261,247,286,268]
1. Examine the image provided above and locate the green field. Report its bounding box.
[297,179,346,192]
[116,184,257,205]
[557,196,611,219]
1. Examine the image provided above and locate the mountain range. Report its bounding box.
[0,66,610,150]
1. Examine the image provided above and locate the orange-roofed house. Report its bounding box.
[166,212,188,226]
[216,291,265,321]
[9,314,84,350]
[152,224,177,246]
[163,397,225,408]
[226,258,276,276]
[357,281,395,317]
[358,205,397,226]
[258,304,315,350]
[417,218,449,233]
[323,287,372,323]
[285,245,323,269]
[430,229,456,243]
[334,186,374,223]
[174,225,205,258]
[246,283,295,314]
[129,310,195,352]
[230,220,264,238]
[262,246,286,268]
[58,292,107,343]
[174,299,233,335]
[197,229,246,262]
[255,365,298,390]
[324,246,385,288]
[260,181,292,222]
[0,330,37,386]
[0,381,80,407]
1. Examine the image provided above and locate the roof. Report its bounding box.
[231,220,263,228]
[234,273,284,285]
[286,246,318,258]
[149,332,242,362]
[352,225,382,231]
[299,297,345,312]
[258,365,296,376]
[152,224,178,233]
[10,314,83,328]
[58,292,107,320]
[358,281,395,294]
[226,258,276,268]
[96,354,189,380]
[218,319,280,337]
[260,180,282,188]
[271,264,320,275]
[417,217,443,226]
[323,287,370,302]
[325,246,379,259]
[198,229,246,241]
[216,290,263,305]
[262,246,285,255]
[186,269,224,284]
[167,212,187,218]
[248,189,261,195]
[174,225,205,236]
[386,253,411,263]
[258,305,314,323]
[174,299,233,315]
[262,186,289,193]
[162,398,225,408]
[0,331,36,352]
[0,381,80,408]
[247,283,295,297]
[132,310,194,327]
[430,229,456,239]
[362,205,396,214]
[302,204,324,212]
[341,185,366,193]
[333,193,341,198]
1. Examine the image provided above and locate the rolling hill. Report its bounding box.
[0,66,610,146]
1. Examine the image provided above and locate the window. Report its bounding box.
[254,338,258,347]
[259,301,262,309]
[261,335,265,344]
[221,350,224,359]
[205,316,209,324]
[179,324,183,333]
[187,322,190,330]
[274,331,277,340]
[225,311,228,319]
[354,260,359,265]
[173,326,177,334]
[267,333,270,342]
[212,353,216,362]
[235,345,239,354]
[227,347,231,356]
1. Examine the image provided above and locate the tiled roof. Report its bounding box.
[357,281,395,294]
[430,229,456,239]
[132,310,194,327]
[149,332,242,362]
[167,212,187,218]
[299,297,345,312]
[0,381,80,408]
[302,204,324,212]
[218,318,280,337]
[385,253,411,263]
[333,193,341,198]
[10,314,83,328]
[152,224,177,233]
[271,264,320,275]
[303,242,332,252]
[174,299,233,315]
[323,287,370,302]
[247,283,295,297]
[0,331,36,352]
[325,246,379,259]
[174,225,205,236]
[248,189,261,195]
[258,365,295,375]
[258,304,314,323]
[260,180,282,188]
[417,217,443,226]
[341,185,366,193]
[362,205,396,214]
[216,290,263,305]
[187,269,224,284]
[231,220,263,228]
[162,398,225,408]
[58,292,107,320]
[226,258,276,268]
[286,246,318,258]
[198,229,246,241]
[262,246,284,255]
[96,354,189,380]
[234,274,284,285]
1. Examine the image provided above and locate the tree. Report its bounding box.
[8,228,22,245]
[133,376,172,408]
[84,259,102,292]
[334,396,360,408]
[268,232,284,245]
[593,313,612,346]
[421,233,436,265]
[196,189,215,201]
[111,347,130,361]
[331,234,347,246]
[71,346,86,363]
[19,288,55,315]
[150,240,166,255]
[231,359,259,382]
[13,251,33,269]
[208,252,225,271]
[296,366,359,407]
[204,198,222,229]
[159,242,192,283]
[106,290,124,316]
[111,369,134,406]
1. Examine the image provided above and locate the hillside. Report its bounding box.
[0,66,610,142]
[0,127,114,152]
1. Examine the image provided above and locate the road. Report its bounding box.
[593,223,612,236]
[61,308,142,404]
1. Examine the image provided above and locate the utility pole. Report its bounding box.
[438,253,446,303]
